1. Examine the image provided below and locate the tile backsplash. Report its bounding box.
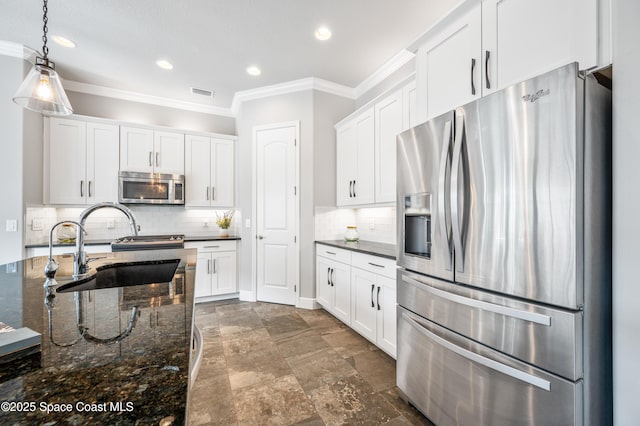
[25,205,240,245]
[315,206,396,245]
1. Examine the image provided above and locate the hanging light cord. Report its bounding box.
[41,0,49,60]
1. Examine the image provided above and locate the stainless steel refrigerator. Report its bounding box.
[396,63,612,426]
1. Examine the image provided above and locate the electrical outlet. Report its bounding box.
[369,220,375,230]
[32,218,44,231]
[6,219,17,232]
[245,219,251,228]
[106,219,115,229]
[203,219,209,227]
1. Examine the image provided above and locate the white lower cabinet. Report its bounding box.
[316,243,397,358]
[185,241,237,300]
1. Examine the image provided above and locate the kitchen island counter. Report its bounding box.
[316,239,396,260]
[0,248,196,425]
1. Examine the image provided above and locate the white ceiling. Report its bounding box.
[0,0,458,113]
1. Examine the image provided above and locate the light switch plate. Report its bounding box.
[245,219,251,228]
[6,219,17,232]
[32,218,44,231]
[106,219,115,229]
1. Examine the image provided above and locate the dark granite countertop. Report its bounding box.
[26,235,240,249]
[316,240,397,260]
[0,248,196,425]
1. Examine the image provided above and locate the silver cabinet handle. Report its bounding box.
[149,152,153,167]
[371,284,375,308]
[213,259,216,274]
[402,311,551,391]
[485,50,491,89]
[203,245,220,249]
[331,268,335,286]
[451,113,465,273]
[377,286,381,310]
[155,152,160,167]
[401,273,551,326]
[206,187,210,200]
[353,180,356,197]
[349,181,353,198]
[80,180,84,197]
[325,251,336,255]
[438,119,453,271]
[327,267,331,286]
[368,262,385,268]
[212,186,215,200]
[88,181,92,197]
[207,259,211,274]
[470,58,476,95]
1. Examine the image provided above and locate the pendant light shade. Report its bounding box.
[12,0,73,116]
[13,58,73,116]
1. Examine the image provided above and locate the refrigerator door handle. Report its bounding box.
[438,120,453,271]
[451,113,465,273]
[401,273,551,326]
[401,311,551,391]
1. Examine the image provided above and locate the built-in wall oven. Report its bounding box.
[118,171,184,205]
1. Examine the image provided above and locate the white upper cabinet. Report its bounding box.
[482,0,598,95]
[46,117,119,205]
[375,89,403,204]
[185,134,235,207]
[120,126,184,174]
[416,0,600,122]
[336,107,375,206]
[402,79,419,130]
[416,3,482,122]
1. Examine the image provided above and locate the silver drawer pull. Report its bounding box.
[325,251,336,255]
[204,245,220,248]
[368,262,385,268]
[402,311,551,391]
[402,274,551,326]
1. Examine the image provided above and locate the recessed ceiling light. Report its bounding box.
[246,65,261,76]
[315,26,332,41]
[52,35,76,48]
[156,60,174,70]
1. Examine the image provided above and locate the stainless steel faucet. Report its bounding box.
[75,202,138,276]
[44,220,87,279]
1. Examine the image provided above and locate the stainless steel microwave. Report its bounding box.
[118,171,185,205]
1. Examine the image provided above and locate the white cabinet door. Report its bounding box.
[331,260,351,324]
[86,122,119,203]
[482,0,598,95]
[375,90,403,204]
[376,277,397,358]
[336,122,356,206]
[48,118,87,205]
[211,138,235,207]
[403,80,418,131]
[194,251,213,298]
[212,251,237,295]
[417,3,482,121]
[185,135,211,207]
[120,126,155,173]
[316,257,333,309]
[353,108,375,205]
[350,268,378,343]
[154,131,184,174]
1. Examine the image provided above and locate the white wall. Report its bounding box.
[612,0,640,424]
[0,55,25,264]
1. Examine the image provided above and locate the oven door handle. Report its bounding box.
[401,273,551,326]
[401,310,551,391]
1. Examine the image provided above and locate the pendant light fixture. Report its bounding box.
[13,0,73,116]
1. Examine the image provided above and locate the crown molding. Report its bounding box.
[353,49,415,99]
[231,77,354,116]
[0,41,38,62]
[63,80,234,117]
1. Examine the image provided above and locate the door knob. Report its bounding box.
[258,235,265,240]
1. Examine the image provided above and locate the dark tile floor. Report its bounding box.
[188,300,434,426]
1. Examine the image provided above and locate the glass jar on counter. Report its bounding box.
[57,223,76,243]
[344,226,359,242]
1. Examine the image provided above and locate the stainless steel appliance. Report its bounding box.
[111,235,185,252]
[118,171,185,205]
[396,63,612,426]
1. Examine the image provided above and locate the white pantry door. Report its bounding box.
[255,123,298,305]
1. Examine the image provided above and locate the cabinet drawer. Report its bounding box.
[185,240,236,252]
[351,252,396,279]
[316,244,351,264]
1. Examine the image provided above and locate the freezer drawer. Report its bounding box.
[397,306,583,426]
[398,270,582,381]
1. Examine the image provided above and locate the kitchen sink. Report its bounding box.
[56,259,180,293]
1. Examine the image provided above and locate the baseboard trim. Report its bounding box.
[296,297,321,310]
[195,293,239,304]
[238,290,256,302]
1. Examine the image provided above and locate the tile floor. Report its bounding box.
[188,300,434,426]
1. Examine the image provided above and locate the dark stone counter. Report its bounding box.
[0,248,197,425]
[315,240,397,260]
